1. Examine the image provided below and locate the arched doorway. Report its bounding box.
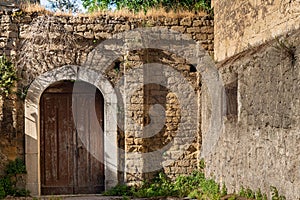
[40,80,105,195]
[25,65,118,196]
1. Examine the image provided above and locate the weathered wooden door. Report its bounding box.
[40,81,104,195]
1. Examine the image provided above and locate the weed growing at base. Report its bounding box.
[104,161,286,200]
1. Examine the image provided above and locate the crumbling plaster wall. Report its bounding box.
[203,31,300,199]
[214,0,300,62]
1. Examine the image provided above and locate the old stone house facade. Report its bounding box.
[0,0,300,199]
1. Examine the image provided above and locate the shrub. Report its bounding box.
[0,55,17,97]
[0,185,5,199]
[104,170,225,199]
[0,158,30,199]
[103,184,133,196]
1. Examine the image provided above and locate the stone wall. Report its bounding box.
[124,49,201,183]
[0,9,213,187]
[203,30,300,199]
[214,0,300,62]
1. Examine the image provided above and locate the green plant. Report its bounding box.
[239,187,256,199]
[103,184,134,196]
[239,187,269,200]
[82,0,212,13]
[0,158,30,198]
[199,158,205,170]
[195,0,213,14]
[255,189,267,200]
[221,183,227,196]
[270,186,286,200]
[0,185,5,199]
[5,158,27,176]
[0,55,18,97]
[105,170,228,199]
[104,165,285,200]
[134,172,175,197]
[122,196,130,200]
[228,195,237,200]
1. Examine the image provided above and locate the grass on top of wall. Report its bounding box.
[20,3,209,19]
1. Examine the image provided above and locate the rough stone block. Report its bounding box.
[77,24,86,31]
[180,17,192,26]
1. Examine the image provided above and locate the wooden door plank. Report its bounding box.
[41,94,74,195]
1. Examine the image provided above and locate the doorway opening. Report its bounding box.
[40,80,104,195]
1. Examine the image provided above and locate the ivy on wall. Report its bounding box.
[0,55,17,97]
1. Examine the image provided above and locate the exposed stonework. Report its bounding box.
[0,9,213,195]
[123,49,201,183]
[1,2,299,199]
[214,0,300,61]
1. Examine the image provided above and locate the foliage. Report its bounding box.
[0,186,5,199]
[0,158,30,199]
[82,0,112,12]
[270,186,286,200]
[82,0,212,13]
[228,195,237,200]
[239,187,267,200]
[5,158,27,176]
[48,0,80,13]
[104,171,224,199]
[103,184,134,196]
[134,172,175,197]
[103,160,286,200]
[221,183,227,196]
[104,173,287,200]
[199,158,206,170]
[0,55,17,97]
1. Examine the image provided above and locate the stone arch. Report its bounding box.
[25,65,118,196]
[83,28,225,181]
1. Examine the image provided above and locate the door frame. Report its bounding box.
[25,65,118,196]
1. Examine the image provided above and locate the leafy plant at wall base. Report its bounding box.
[228,195,237,200]
[0,186,5,199]
[104,163,286,200]
[0,158,30,199]
[239,187,256,199]
[199,158,205,170]
[255,189,267,200]
[0,55,17,97]
[0,177,13,197]
[270,186,286,200]
[103,184,134,196]
[105,171,225,199]
[5,158,26,175]
[239,187,269,200]
[221,182,227,196]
